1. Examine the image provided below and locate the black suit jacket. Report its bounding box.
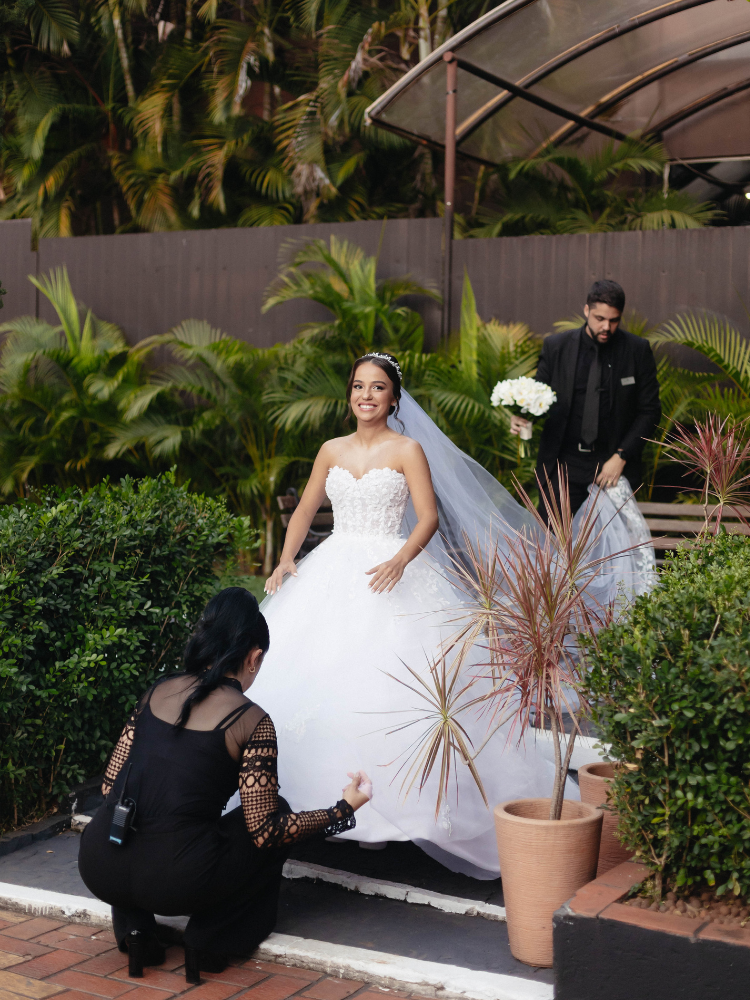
[534,326,661,488]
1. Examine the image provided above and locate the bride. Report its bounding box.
[232,352,654,878]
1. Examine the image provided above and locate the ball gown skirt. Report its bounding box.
[228,466,579,879]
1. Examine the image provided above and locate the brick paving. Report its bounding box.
[0,913,425,1000]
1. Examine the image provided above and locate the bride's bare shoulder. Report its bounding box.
[317,434,353,458]
[314,435,356,469]
[322,433,355,448]
[393,435,427,463]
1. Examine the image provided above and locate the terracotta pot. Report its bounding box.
[494,798,602,968]
[578,762,632,876]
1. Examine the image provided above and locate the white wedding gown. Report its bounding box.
[226,392,657,878]
[228,466,587,877]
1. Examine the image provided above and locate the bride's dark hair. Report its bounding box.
[176,587,270,728]
[346,353,402,420]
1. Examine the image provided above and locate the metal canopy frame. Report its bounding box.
[453,0,714,147]
[364,0,750,339]
[453,58,628,143]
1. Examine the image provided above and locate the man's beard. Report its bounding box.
[587,323,612,344]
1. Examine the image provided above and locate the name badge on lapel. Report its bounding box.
[621,376,635,386]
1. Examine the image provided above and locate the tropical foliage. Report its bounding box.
[0,267,147,493]
[107,319,306,575]
[462,138,718,237]
[1,241,749,573]
[263,235,437,356]
[0,1,719,237]
[0,0,466,236]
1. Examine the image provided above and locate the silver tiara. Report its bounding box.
[363,353,403,379]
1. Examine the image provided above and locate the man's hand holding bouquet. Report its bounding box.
[490,376,557,458]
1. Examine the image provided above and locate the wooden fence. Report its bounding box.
[2,219,749,347]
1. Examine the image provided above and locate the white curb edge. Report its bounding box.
[0,881,111,925]
[283,861,506,922]
[259,933,553,1000]
[0,883,552,1000]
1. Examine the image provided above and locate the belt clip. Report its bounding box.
[578,443,593,453]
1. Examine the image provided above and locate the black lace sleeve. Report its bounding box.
[101,711,137,797]
[239,716,355,849]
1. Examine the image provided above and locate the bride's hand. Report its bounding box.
[264,559,298,595]
[342,771,372,811]
[365,555,407,593]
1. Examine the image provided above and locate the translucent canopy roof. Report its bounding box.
[365,0,750,164]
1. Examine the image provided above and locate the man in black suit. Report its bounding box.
[511,280,661,519]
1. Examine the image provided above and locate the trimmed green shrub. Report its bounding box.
[584,534,750,897]
[0,473,235,831]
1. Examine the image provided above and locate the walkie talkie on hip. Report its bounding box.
[109,763,137,846]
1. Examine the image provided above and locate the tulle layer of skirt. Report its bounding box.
[228,529,578,878]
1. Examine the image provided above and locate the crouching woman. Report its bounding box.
[79,588,369,983]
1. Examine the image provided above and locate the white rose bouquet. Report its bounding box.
[490,376,557,457]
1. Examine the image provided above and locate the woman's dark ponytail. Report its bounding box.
[176,587,270,728]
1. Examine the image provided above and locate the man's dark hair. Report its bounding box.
[586,280,625,313]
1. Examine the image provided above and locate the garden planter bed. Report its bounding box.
[553,860,750,1000]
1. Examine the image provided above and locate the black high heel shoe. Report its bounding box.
[183,946,229,984]
[124,932,166,978]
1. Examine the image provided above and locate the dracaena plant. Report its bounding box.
[658,414,750,533]
[384,469,623,822]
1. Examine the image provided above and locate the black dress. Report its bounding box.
[78,675,355,955]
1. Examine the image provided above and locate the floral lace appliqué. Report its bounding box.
[326,467,409,538]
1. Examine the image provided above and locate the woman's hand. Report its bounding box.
[264,559,298,595]
[342,771,373,812]
[365,554,407,593]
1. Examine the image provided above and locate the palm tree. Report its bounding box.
[0,0,452,235]
[107,320,305,574]
[468,137,719,238]
[0,267,147,494]
[263,234,438,355]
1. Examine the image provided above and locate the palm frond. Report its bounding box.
[266,363,348,431]
[653,312,750,399]
[29,0,79,56]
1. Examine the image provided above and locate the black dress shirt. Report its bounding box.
[560,328,612,481]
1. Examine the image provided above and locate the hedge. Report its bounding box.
[0,473,236,831]
[584,533,750,898]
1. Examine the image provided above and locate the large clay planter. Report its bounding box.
[578,762,632,876]
[494,798,602,968]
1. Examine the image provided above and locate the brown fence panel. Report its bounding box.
[0,220,37,322]
[38,218,444,348]
[452,228,750,338]
[7,219,750,354]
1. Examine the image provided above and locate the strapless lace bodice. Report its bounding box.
[325,466,409,538]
